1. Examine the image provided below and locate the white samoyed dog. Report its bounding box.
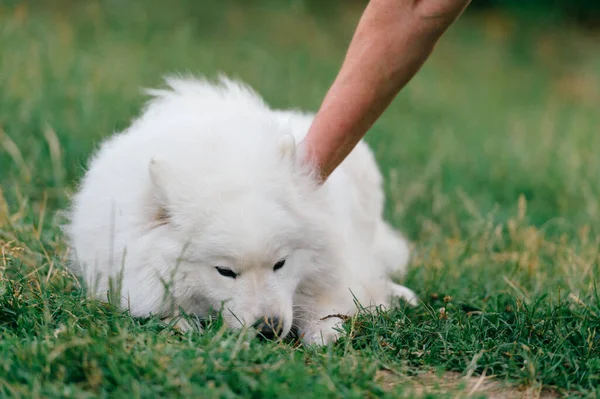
[66,75,417,345]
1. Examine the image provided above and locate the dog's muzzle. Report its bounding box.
[253,316,284,340]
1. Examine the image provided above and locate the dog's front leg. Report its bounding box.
[294,294,352,346]
[299,314,347,346]
[162,310,204,333]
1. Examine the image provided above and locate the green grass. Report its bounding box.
[1,1,600,397]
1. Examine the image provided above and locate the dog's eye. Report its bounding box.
[273,259,285,271]
[215,267,238,279]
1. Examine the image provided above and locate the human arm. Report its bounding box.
[298,0,471,181]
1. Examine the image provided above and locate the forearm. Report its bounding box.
[301,0,471,181]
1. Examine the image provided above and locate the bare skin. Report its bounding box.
[298,0,471,182]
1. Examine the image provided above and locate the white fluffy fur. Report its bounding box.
[66,75,417,345]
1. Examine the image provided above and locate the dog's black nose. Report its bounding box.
[253,316,284,340]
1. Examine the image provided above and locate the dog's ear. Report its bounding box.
[149,157,169,196]
[278,133,296,163]
[148,157,175,224]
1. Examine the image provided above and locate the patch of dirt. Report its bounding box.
[375,369,562,398]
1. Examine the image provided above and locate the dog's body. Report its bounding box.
[67,76,416,344]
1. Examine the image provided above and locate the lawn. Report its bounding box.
[1,1,599,397]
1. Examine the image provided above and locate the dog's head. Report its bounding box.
[146,129,331,339]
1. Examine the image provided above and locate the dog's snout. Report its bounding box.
[253,316,284,340]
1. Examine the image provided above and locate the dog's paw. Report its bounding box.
[300,317,345,346]
[390,283,419,306]
[163,315,203,333]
